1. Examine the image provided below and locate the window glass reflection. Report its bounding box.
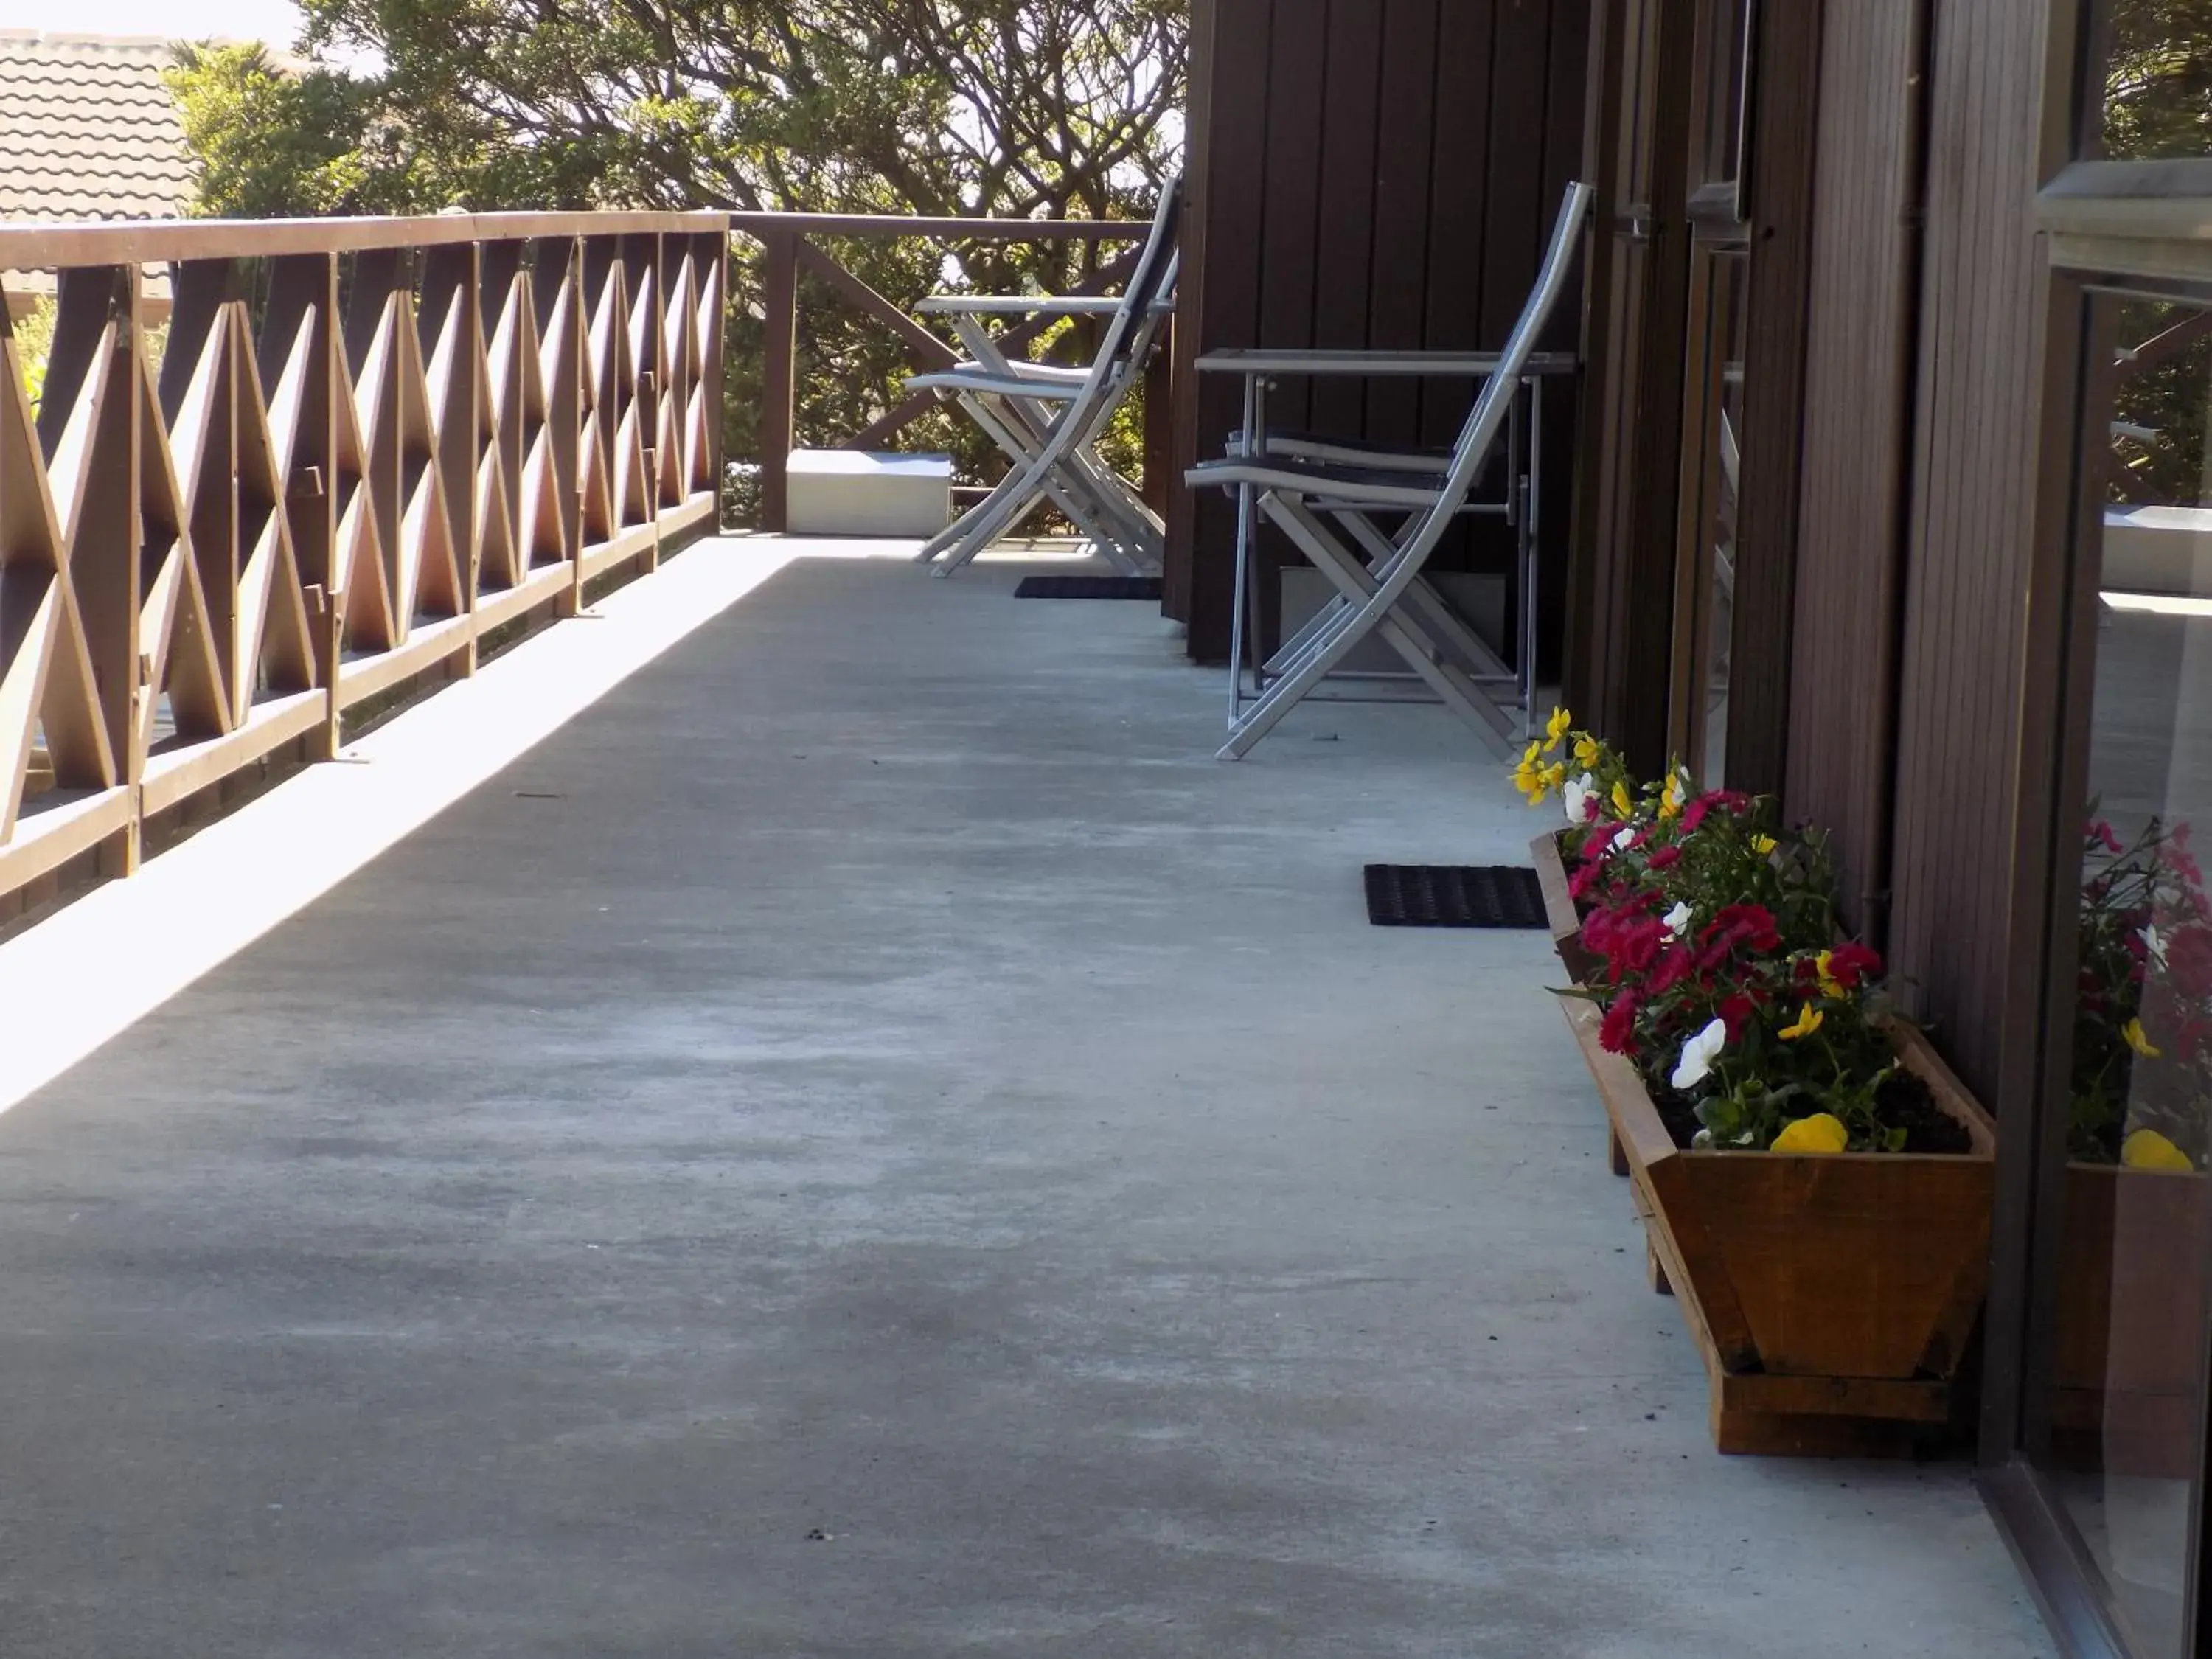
[2045,293,2212,1659]
[2090,0,2212,161]
[1689,253,1745,787]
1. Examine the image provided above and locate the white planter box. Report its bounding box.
[786,450,953,538]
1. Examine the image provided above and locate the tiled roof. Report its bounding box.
[0,31,196,223]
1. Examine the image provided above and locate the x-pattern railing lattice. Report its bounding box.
[0,212,726,908]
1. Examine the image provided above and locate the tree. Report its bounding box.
[166,2,1186,519]
[2096,0,2212,161]
[282,0,1185,220]
[165,43,450,218]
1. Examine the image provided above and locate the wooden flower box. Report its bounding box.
[1529,830,1599,985]
[1558,994,1998,1455]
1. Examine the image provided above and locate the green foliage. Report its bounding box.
[2098,0,2212,160]
[164,44,449,217]
[167,4,1184,521]
[10,298,55,417]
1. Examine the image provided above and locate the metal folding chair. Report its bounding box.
[906,180,1182,576]
[1184,181,1591,760]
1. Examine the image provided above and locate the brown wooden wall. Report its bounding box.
[1167,0,1590,664]
[1783,0,2053,1102]
[1784,0,1924,922]
[1884,0,2053,1099]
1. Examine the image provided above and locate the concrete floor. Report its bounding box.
[0,544,2054,1657]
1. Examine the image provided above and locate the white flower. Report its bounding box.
[1663,901,1692,939]
[1671,1018,1728,1092]
[1561,773,1596,824]
[1610,826,1637,853]
[2143,923,2169,968]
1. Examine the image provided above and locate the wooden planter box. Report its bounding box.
[1559,995,1998,1455]
[1530,830,1599,985]
[2051,1162,2210,1479]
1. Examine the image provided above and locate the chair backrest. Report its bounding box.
[1427,181,1592,524]
[1086,175,1184,387]
[1024,177,1184,462]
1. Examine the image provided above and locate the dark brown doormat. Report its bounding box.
[1364,865,1548,928]
[1013,575,1164,600]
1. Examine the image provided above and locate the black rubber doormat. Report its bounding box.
[1013,575,1164,600]
[1364,865,1548,929]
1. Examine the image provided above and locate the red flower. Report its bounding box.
[1646,845,1683,871]
[1696,903,1781,971]
[1718,993,1757,1040]
[1680,790,1753,836]
[2169,925,2212,1000]
[1600,992,1641,1054]
[1649,944,1700,995]
[1823,942,1882,991]
[1603,915,1671,981]
[2089,819,2124,855]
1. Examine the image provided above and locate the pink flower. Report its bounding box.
[1646,845,1682,872]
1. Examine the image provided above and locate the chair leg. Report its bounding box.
[1218,493,1513,760]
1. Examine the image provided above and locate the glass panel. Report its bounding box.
[1689,251,1747,787]
[2041,293,2212,1659]
[1621,0,1663,205]
[1700,0,1752,187]
[2087,0,2212,161]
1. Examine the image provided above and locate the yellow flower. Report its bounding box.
[1540,762,1568,791]
[1512,740,1548,804]
[1573,735,1601,768]
[1780,1003,1825,1041]
[2124,1018,2162,1060]
[1545,706,1573,751]
[1815,950,1845,1000]
[1658,769,1688,821]
[2122,1128,2194,1172]
[1610,781,1635,820]
[1773,1113,1849,1155]
[1752,834,1778,856]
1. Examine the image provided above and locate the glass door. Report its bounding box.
[2018,281,2212,1659]
[1668,0,1754,787]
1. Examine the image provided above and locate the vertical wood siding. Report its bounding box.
[1885,0,2052,1100]
[1167,0,1590,663]
[1784,0,1923,916]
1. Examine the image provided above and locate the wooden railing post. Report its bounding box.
[759,228,799,532]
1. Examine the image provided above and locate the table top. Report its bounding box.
[1193,348,1578,377]
[915,294,1127,316]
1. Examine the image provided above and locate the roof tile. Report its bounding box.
[0,31,197,224]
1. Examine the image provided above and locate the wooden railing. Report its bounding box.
[726,212,1164,531]
[0,210,726,917]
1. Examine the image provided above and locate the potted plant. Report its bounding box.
[1514,713,1997,1455]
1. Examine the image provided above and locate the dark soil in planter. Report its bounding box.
[1641,1064,1973,1156]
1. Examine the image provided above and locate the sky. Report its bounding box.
[0,0,310,48]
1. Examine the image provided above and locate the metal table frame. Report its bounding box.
[1192,348,1578,739]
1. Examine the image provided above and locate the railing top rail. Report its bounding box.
[0,209,728,270]
[726,212,1151,240]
